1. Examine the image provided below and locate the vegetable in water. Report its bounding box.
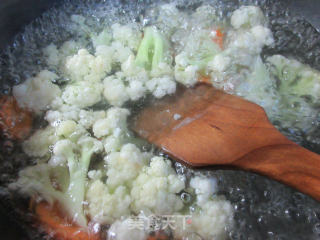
[267,55,320,105]
[35,202,99,240]
[0,96,33,140]
[10,134,103,227]
[135,27,170,72]
[175,29,222,86]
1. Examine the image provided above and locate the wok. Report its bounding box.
[0,0,319,239]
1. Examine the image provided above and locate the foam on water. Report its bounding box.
[0,0,320,239]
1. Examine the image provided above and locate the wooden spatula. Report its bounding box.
[131,84,320,201]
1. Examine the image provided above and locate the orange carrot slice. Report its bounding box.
[35,202,100,240]
[212,29,224,50]
[0,96,32,140]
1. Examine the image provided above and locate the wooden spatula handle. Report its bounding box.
[231,143,320,201]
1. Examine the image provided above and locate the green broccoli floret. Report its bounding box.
[135,27,168,71]
[267,55,320,105]
[10,136,103,227]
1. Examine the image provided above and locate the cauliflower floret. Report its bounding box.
[126,80,147,101]
[111,41,133,64]
[43,41,81,69]
[216,25,273,88]
[103,56,151,104]
[228,31,255,50]
[59,40,81,58]
[91,56,112,81]
[103,135,125,154]
[48,120,88,166]
[250,25,274,48]
[174,197,234,240]
[208,54,231,73]
[150,62,173,78]
[92,107,129,138]
[9,163,58,203]
[92,107,130,153]
[119,56,149,101]
[45,103,80,126]
[95,45,114,61]
[103,74,130,107]
[13,70,61,113]
[230,6,265,29]
[49,139,78,166]
[62,81,103,108]
[65,49,111,82]
[78,110,106,129]
[146,76,176,98]
[121,55,148,81]
[112,23,142,51]
[78,135,103,154]
[55,120,87,142]
[65,49,94,81]
[228,26,273,55]
[108,218,148,240]
[92,119,113,138]
[55,120,77,138]
[92,29,112,48]
[43,44,60,67]
[46,104,105,129]
[174,59,199,86]
[15,133,104,227]
[86,180,132,224]
[131,157,185,215]
[190,176,218,205]
[22,126,58,158]
[267,54,320,101]
[174,28,221,87]
[88,170,103,180]
[234,56,277,111]
[105,144,151,189]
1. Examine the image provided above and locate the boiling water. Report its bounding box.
[0,0,320,239]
